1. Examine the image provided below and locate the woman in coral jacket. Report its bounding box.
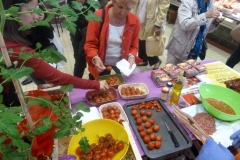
[2,0,109,107]
[84,0,142,79]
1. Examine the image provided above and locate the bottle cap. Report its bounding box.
[166,82,173,87]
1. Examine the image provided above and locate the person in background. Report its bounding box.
[196,130,240,160]
[226,25,240,68]
[67,0,95,78]
[132,0,170,70]
[165,0,221,65]
[84,0,142,80]
[2,0,109,107]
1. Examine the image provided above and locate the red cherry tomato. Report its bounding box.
[117,141,124,150]
[75,146,82,155]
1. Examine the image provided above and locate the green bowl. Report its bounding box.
[199,84,240,121]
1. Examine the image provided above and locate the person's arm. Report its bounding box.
[84,11,102,64]
[154,0,170,29]
[128,15,140,59]
[196,138,234,160]
[178,0,219,31]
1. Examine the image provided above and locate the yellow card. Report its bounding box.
[204,61,240,87]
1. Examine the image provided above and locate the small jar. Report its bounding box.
[160,86,169,101]
[166,82,173,97]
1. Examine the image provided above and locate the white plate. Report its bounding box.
[99,102,129,123]
[118,83,149,100]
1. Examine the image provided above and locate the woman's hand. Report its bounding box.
[94,57,106,73]
[99,80,109,90]
[205,9,220,19]
[128,56,135,69]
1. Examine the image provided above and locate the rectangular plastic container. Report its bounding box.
[96,74,125,89]
[123,97,192,159]
[118,83,149,100]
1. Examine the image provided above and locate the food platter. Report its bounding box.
[96,74,125,88]
[99,102,129,124]
[123,97,192,159]
[118,83,149,100]
[85,87,118,106]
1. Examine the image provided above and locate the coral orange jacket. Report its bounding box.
[85,4,142,78]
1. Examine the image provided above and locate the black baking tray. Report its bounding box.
[123,97,192,159]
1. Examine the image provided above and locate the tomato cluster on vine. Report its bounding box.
[76,133,125,160]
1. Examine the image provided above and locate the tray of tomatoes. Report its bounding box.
[96,74,125,88]
[123,97,192,159]
[86,87,118,106]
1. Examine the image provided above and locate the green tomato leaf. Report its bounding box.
[54,121,62,127]
[38,48,67,63]
[44,14,55,23]
[33,117,52,135]
[0,112,23,124]
[79,136,90,154]
[85,10,102,22]
[71,1,83,10]
[7,107,23,114]
[60,84,73,92]
[34,21,50,27]
[0,85,3,93]
[0,94,3,103]
[87,0,101,9]
[53,126,71,138]
[75,102,90,112]
[0,135,6,143]
[73,112,83,122]
[18,24,32,31]
[63,97,69,103]
[7,6,20,14]
[11,139,31,151]
[27,97,53,108]
[33,7,43,14]
[62,20,76,35]
[0,104,5,111]
[1,67,33,80]
[36,42,42,50]
[0,123,21,139]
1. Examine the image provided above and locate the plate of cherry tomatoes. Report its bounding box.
[86,87,118,106]
[96,74,125,88]
[118,83,149,100]
[67,119,129,160]
[99,102,129,125]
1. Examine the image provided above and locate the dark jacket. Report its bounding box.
[67,0,95,40]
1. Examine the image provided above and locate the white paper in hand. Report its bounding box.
[116,59,136,76]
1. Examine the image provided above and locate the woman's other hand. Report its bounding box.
[99,80,109,90]
[205,9,220,19]
[94,57,106,72]
[128,56,135,69]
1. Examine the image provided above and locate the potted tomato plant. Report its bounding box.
[0,0,101,159]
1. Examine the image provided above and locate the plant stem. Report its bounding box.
[0,1,5,33]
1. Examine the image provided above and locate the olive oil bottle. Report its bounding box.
[169,70,184,106]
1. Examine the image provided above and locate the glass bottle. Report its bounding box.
[169,70,184,106]
[166,82,173,99]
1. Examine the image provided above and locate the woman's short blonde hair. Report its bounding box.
[112,0,138,6]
